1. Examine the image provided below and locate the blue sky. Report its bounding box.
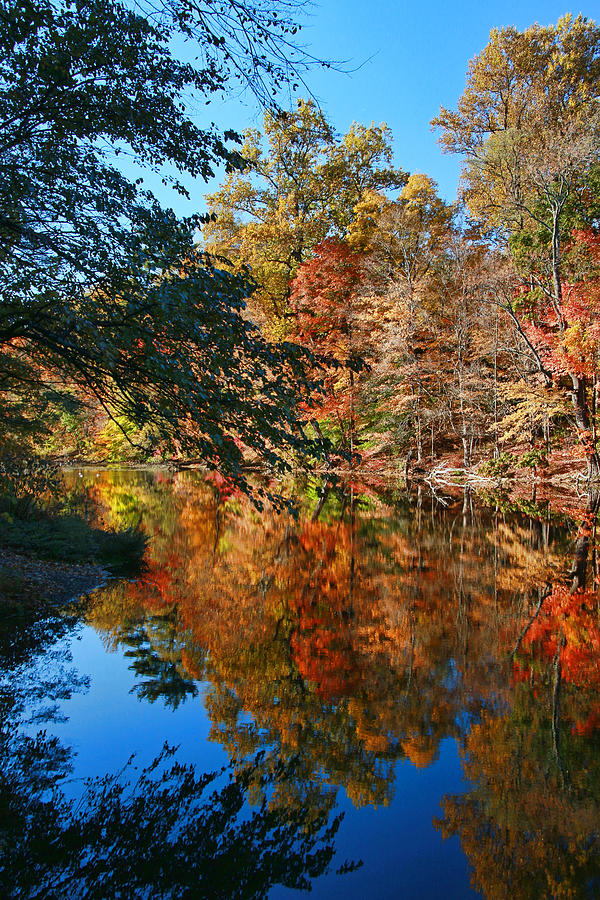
[152,1,599,215]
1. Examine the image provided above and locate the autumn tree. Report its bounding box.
[433,14,600,476]
[0,0,336,490]
[203,100,405,325]
[290,239,371,457]
[519,230,600,462]
[348,174,486,464]
[436,231,509,467]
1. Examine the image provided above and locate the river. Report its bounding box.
[2,468,599,898]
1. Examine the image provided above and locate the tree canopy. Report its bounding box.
[3,5,600,486]
[432,14,600,476]
[0,0,331,492]
[203,100,406,323]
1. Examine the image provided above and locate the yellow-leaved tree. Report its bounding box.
[203,99,406,329]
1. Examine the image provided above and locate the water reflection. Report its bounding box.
[438,494,600,899]
[0,581,353,898]
[2,727,348,899]
[3,470,600,897]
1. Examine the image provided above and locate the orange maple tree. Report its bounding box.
[290,239,371,457]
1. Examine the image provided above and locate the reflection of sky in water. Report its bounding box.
[7,469,596,899]
[273,741,477,899]
[33,622,478,898]
[50,623,229,785]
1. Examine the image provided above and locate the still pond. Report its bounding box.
[2,469,600,898]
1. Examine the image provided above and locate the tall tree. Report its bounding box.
[433,14,600,475]
[348,175,457,462]
[0,0,330,491]
[203,100,405,324]
[290,239,368,457]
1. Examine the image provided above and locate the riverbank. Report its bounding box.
[0,548,108,618]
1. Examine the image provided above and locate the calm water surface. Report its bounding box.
[2,469,600,898]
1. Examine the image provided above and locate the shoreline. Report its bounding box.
[0,548,109,614]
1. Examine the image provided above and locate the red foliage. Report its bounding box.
[291,239,362,351]
[513,579,600,735]
[290,239,365,427]
[127,554,184,611]
[287,521,361,700]
[522,230,600,380]
[204,470,241,502]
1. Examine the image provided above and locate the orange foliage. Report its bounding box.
[522,230,600,380]
[126,554,185,612]
[290,239,371,440]
[84,470,600,821]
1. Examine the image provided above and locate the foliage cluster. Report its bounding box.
[3,6,600,507]
[0,0,339,500]
[74,469,600,898]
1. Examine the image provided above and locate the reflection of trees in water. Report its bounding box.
[86,593,198,709]
[85,472,573,812]
[123,615,198,708]
[437,700,600,899]
[0,603,355,898]
[437,494,600,899]
[79,470,600,896]
[1,730,351,899]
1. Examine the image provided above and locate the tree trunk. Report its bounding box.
[349,368,355,466]
[551,205,563,311]
[571,374,600,479]
[493,305,499,457]
[414,389,423,463]
[570,491,599,591]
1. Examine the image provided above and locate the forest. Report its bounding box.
[3,4,600,898]
[1,4,600,494]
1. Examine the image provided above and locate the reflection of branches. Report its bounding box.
[509,585,551,661]
[439,495,600,897]
[551,632,566,789]
[1,733,356,900]
[89,471,590,824]
[123,617,198,709]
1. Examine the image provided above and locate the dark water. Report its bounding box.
[2,469,600,899]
